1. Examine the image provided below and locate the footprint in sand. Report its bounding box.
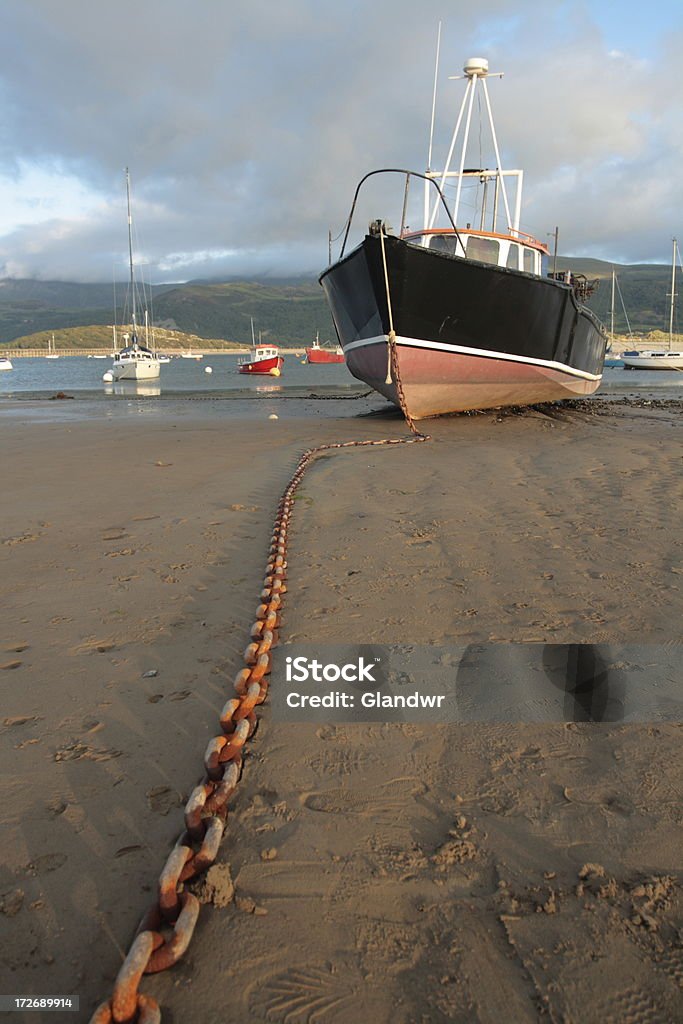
[4,643,29,653]
[1,660,23,670]
[20,853,68,877]
[71,639,116,655]
[249,964,365,1023]
[2,532,43,546]
[302,777,428,819]
[146,786,182,815]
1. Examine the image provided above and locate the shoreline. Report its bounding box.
[1,400,681,1021]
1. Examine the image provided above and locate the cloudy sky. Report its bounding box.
[0,0,681,282]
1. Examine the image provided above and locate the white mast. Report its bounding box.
[424,22,442,229]
[426,57,520,239]
[125,168,138,346]
[610,269,615,338]
[669,237,677,347]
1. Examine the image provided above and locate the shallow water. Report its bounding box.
[0,353,354,396]
[2,355,682,396]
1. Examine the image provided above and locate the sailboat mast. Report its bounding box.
[610,269,615,338]
[126,168,137,341]
[669,237,677,348]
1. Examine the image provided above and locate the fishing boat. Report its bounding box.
[45,333,59,359]
[238,319,283,375]
[319,51,607,418]
[622,239,683,370]
[306,332,345,364]
[108,170,160,383]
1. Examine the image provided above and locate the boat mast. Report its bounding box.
[610,269,615,338]
[126,168,138,345]
[427,57,517,238]
[424,21,442,229]
[669,237,677,348]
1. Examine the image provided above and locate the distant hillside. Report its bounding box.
[7,325,241,352]
[153,280,334,345]
[0,276,333,346]
[0,278,176,345]
[0,258,680,345]
[555,256,678,333]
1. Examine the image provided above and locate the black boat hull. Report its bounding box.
[320,235,607,418]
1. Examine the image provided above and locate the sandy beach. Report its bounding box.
[1,395,681,1022]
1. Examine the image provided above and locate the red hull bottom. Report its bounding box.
[238,356,284,375]
[306,349,345,364]
[345,338,602,419]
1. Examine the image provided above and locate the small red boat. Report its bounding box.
[306,333,345,364]
[238,320,284,375]
[238,344,284,375]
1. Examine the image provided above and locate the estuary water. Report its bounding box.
[0,353,681,401]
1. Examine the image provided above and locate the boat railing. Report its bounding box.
[337,169,463,260]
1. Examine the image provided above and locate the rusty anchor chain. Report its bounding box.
[91,306,428,1023]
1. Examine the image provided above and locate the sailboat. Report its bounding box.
[622,239,683,370]
[45,333,59,359]
[108,170,160,382]
[320,50,607,418]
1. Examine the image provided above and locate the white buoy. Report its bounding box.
[269,414,278,420]
[204,366,213,374]
[102,371,114,382]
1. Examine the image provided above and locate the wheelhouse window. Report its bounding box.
[428,234,458,255]
[466,236,500,265]
[506,243,520,270]
[523,247,537,274]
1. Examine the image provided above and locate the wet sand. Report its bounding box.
[1,397,681,1021]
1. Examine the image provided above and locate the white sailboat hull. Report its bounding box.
[622,351,683,370]
[112,357,160,380]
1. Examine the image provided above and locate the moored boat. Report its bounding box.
[622,239,683,370]
[0,356,12,370]
[306,332,345,364]
[621,351,683,370]
[108,170,160,383]
[238,345,283,375]
[238,319,283,375]
[319,53,607,418]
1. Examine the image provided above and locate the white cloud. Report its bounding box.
[0,0,680,279]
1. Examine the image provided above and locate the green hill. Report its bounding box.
[153,280,334,345]
[7,325,241,352]
[555,257,677,333]
[0,257,680,347]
